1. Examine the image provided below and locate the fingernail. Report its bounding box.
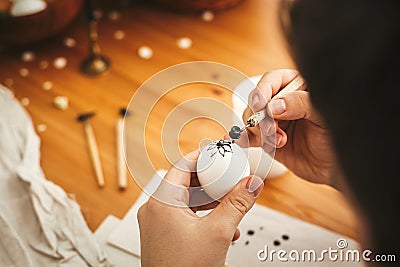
[269,99,286,115]
[246,176,264,197]
[250,92,260,109]
[266,123,275,136]
[276,133,283,146]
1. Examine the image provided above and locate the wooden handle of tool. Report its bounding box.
[116,118,127,190]
[273,74,306,99]
[247,75,306,126]
[84,121,105,187]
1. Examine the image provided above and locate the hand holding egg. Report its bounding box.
[197,140,250,200]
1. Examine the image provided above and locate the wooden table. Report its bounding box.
[0,0,359,240]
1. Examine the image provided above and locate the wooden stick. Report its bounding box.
[83,120,105,187]
[274,74,305,99]
[116,117,127,190]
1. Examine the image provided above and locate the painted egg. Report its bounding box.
[197,140,250,200]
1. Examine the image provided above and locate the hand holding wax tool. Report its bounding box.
[197,75,305,201]
[229,74,306,140]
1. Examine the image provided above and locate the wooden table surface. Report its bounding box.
[0,0,359,241]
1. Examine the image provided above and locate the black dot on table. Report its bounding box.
[259,226,264,230]
[282,234,289,240]
[247,230,255,236]
[245,240,250,245]
[273,240,281,246]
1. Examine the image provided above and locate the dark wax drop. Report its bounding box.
[273,240,281,246]
[247,230,255,236]
[229,126,241,140]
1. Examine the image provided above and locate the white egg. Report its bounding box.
[197,140,250,200]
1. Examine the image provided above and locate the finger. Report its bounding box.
[188,186,217,208]
[190,201,219,212]
[234,130,260,148]
[235,107,262,148]
[267,126,288,149]
[205,176,264,236]
[164,149,200,187]
[189,165,219,210]
[190,172,201,187]
[154,150,200,207]
[267,91,323,125]
[258,116,276,137]
[232,229,241,242]
[258,119,280,148]
[249,69,300,112]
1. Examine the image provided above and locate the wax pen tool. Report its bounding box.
[229,74,306,140]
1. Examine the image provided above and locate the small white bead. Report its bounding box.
[4,78,13,87]
[63,37,77,48]
[93,9,103,20]
[39,60,49,69]
[53,96,69,110]
[53,57,67,69]
[36,124,47,132]
[19,68,29,77]
[21,97,30,106]
[176,37,193,49]
[108,10,121,21]
[114,30,125,40]
[42,81,53,90]
[21,51,35,62]
[137,46,153,59]
[201,11,214,22]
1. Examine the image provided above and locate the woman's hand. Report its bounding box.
[137,150,264,267]
[236,69,337,186]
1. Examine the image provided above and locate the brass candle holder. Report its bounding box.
[80,0,110,76]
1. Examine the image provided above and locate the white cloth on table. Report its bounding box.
[0,85,111,267]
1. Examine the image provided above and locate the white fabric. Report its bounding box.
[107,169,167,258]
[0,85,111,267]
[94,215,141,267]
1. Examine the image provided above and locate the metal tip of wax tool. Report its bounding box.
[229,126,242,140]
[229,110,266,140]
[229,125,249,140]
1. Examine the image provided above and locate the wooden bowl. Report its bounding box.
[0,0,83,47]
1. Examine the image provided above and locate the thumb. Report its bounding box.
[206,176,264,236]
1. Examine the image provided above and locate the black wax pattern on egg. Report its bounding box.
[207,140,233,158]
